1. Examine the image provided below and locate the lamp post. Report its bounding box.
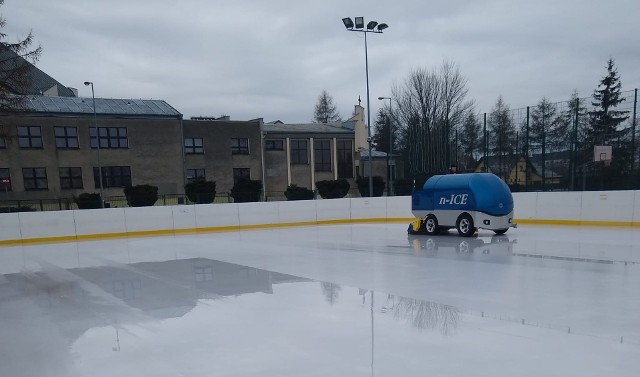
[342,17,388,197]
[84,81,105,208]
[378,96,393,196]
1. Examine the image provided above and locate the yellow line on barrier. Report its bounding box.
[515,219,640,227]
[2,217,639,247]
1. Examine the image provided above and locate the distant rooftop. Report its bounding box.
[263,122,353,134]
[0,48,76,97]
[23,95,181,118]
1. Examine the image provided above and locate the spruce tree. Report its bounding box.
[488,96,516,177]
[588,58,629,145]
[459,111,481,170]
[0,0,42,111]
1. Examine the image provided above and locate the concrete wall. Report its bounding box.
[3,190,640,245]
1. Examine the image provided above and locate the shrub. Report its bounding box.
[284,184,315,201]
[356,176,385,197]
[315,179,350,199]
[230,179,262,203]
[74,193,103,209]
[124,184,158,207]
[185,179,217,204]
[393,178,414,196]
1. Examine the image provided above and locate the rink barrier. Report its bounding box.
[2,191,640,246]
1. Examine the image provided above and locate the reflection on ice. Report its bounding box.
[380,294,460,334]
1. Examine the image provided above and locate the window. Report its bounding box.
[105,279,141,300]
[337,140,353,178]
[314,140,332,172]
[265,139,284,151]
[290,140,308,164]
[17,126,43,149]
[231,138,249,154]
[54,127,79,149]
[59,167,83,189]
[93,166,131,188]
[0,168,11,191]
[0,136,5,148]
[22,167,48,190]
[194,266,213,282]
[233,168,250,184]
[90,127,128,149]
[186,168,206,183]
[184,138,204,154]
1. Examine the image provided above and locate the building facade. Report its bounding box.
[0,96,184,200]
[182,117,263,193]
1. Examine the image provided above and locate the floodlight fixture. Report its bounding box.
[342,17,354,29]
[340,17,389,196]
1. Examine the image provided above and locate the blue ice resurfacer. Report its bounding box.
[409,173,516,237]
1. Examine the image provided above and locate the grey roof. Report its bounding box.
[23,95,182,118]
[0,48,76,97]
[263,122,353,134]
[360,149,388,159]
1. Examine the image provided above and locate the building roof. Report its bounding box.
[263,122,353,135]
[0,48,76,97]
[22,95,182,118]
[360,149,389,159]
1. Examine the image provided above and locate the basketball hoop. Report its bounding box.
[594,146,612,167]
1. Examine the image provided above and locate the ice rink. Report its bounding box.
[1,223,639,376]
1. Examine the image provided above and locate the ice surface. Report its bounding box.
[0,224,638,376]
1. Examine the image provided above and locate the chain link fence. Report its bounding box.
[456,88,639,191]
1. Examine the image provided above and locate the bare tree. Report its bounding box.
[320,282,341,305]
[313,90,341,123]
[393,60,472,177]
[0,0,42,112]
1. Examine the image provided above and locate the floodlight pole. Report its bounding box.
[84,81,105,208]
[342,17,388,197]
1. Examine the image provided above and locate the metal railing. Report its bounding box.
[0,193,232,213]
[0,187,405,212]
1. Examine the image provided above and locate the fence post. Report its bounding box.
[632,89,638,178]
[483,113,487,172]
[525,106,530,191]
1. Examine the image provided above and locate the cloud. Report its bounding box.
[2,0,639,122]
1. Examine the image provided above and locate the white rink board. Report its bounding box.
[386,196,412,218]
[5,190,640,243]
[194,203,239,229]
[124,206,174,233]
[350,197,385,220]
[536,192,582,221]
[74,208,126,236]
[0,213,21,241]
[277,200,317,223]
[171,205,197,231]
[18,210,76,239]
[580,191,634,222]
[316,198,351,222]
[512,192,537,219]
[238,202,278,226]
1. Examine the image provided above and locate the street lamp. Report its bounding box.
[84,81,105,208]
[342,17,388,197]
[378,96,393,196]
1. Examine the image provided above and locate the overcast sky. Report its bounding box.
[3,0,639,123]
